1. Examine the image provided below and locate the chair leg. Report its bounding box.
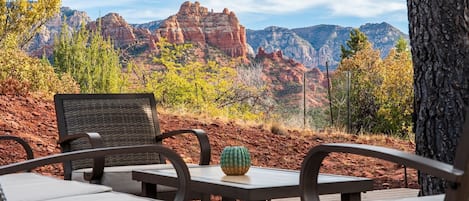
[141,182,157,198]
[341,192,361,201]
[200,193,211,201]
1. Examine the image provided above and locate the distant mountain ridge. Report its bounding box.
[247,26,319,70]
[247,22,408,70]
[28,6,408,72]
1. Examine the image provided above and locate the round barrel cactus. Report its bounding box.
[220,146,251,175]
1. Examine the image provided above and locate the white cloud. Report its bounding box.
[62,0,175,23]
[61,0,408,28]
[328,0,406,17]
[198,0,406,18]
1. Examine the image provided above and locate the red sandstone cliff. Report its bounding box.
[256,48,328,107]
[155,1,247,58]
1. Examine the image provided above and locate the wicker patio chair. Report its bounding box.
[300,109,469,201]
[54,93,211,197]
[0,135,191,201]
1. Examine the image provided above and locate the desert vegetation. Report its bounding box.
[0,1,414,139]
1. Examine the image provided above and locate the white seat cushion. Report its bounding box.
[0,173,111,201]
[46,191,157,201]
[379,194,445,201]
[72,163,198,194]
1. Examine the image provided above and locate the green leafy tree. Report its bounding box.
[53,21,129,93]
[0,0,78,97]
[340,28,369,60]
[374,40,413,136]
[146,38,265,120]
[333,33,414,136]
[337,42,382,133]
[0,0,61,49]
[335,30,380,132]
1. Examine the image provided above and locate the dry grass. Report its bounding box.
[158,106,414,148]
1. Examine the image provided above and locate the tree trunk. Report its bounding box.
[407,0,469,195]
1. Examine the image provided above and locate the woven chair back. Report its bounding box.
[55,94,163,170]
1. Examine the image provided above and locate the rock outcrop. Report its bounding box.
[89,13,136,48]
[88,13,157,55]
[155,1,247,58]
[256,48,327,108]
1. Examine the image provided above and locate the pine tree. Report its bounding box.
[394,36,409,53]
[340,29,370,60]
[408,0,469,195]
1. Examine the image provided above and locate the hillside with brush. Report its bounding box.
[0,93,418,190]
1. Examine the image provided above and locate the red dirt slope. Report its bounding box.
[0,94,418,190]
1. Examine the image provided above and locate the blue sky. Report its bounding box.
[61,0,409,34]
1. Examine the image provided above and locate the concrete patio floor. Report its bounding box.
[273,188,420,201]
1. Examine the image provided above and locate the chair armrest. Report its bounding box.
[0,136,34,172]
[58,132,104,148]
[0,136,34,160]
[157,129,211,165]
[300,143,465,201]
[0,144,191,201]
[58,132,105,182]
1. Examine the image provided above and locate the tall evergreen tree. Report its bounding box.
[408,0,469,195]
[340,29,369,60]
[53,20,127,93]
[395,36,409,53]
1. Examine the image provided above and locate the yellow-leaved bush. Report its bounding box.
[0,48,79,97]
[333,36,413,137]
[374,48,413,136]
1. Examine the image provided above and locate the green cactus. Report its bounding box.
[220,146,251,175]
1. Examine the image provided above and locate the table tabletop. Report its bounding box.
[132,165,373,201]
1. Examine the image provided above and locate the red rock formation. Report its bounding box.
[88,13,157,51]
[88,13,135,48]
[156,1,247,58]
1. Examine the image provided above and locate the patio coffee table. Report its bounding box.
[132,165,373,201]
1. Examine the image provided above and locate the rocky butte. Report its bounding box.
[88,13,157,56]
[156,1,248,58]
